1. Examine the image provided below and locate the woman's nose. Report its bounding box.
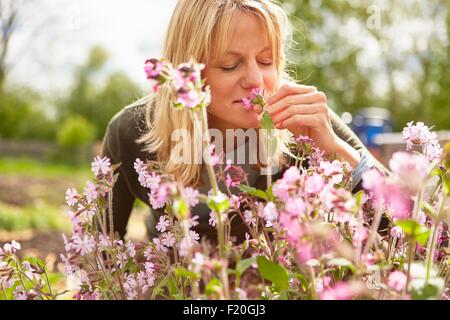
[241,61,264,89]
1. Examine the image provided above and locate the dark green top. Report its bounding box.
[101,96,386,240]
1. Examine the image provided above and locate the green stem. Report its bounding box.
[425,223,439,282]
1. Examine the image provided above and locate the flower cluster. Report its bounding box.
[144,58,211,110]
[2,59,449,300]
[241,88,267,111]
[402,121,442,162]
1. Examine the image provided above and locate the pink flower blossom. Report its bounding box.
[182,187,199,207]
[176,90,202,109]
[191,252,205,273]
[402,121,437,150]
[91,156,111,177]
[161,232,176,248]
[305,174,324,194]
[261,202,278,227]
[388,271,407,291]
[241,88,266,110]
[243,210,257,227]
[320,282,352,300]
[389,152,430,194]
[84,181,98,204]
[390,226,404,239]
[72,234,96,256]
[156,215,170,233]
[2,241,21,256]
[126,241,136,258]
[320,160,343,184]
[65,188,79,207]
[285,197,306,217]
[208,211,227,228]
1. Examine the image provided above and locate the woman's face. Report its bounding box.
[204,12,278,130]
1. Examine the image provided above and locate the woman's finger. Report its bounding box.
[267,83,317,106]
[275,114,321,131]
[267,91,327,117]
[271,103,327,125]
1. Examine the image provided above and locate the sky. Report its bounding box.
[7,0,178,92]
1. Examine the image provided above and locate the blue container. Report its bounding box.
[351,107,393,148]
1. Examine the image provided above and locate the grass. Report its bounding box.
[0,202,71,233]
[0,156,91,179]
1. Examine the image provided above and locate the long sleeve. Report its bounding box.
[329,109,389,192]
[101,119,137,239]
[100,98,153,239]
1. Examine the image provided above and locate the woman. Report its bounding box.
[101,0,385,241]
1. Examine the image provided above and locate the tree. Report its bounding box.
[59,46,142,140]
[280,0,450,130]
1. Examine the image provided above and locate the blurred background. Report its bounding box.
[0,0,449,289]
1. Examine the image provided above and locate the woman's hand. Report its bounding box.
[267,83,361,167]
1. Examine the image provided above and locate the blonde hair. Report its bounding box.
[138,0,294,187]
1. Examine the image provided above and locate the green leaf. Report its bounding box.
[421,201,437,219]
[396,219,430,246]
[441,171,450,196]
[205,278,222,297]
[256,256,289,291]
[354,190,365,206]
[238,185,268,200]
[236,256,257,276]
[207,192,230,214]
[174,267,198,280]
[173,199,188,219]
[410,278,444,300]
[261,111,274,131]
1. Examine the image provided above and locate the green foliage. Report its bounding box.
[0,87,56,140]
[0,202,70,232]
[57,115,96,149]
[396,219,430,246]
[59,46,141,140]
[256,256,289,291]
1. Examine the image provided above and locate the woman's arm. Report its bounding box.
[101,121,137,240]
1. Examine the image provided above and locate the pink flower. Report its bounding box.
[283,166,301,184]
[144,58,166,79]
[3,240,21,254]
[261,202,278,227]
[320,160,343,184]
[362,168,385,192]
[161,232,176,248]
[65,188,79,207]
[208,211,227,228]
[191,252,205,273]
[133,158,147,174]
[84,181,98,204]
[72,234,96,256]
[176,90,202,109]
[285,197,306,217]
[295,242,314,264]
[189,230,200,243]
[207,144,221,166]
[91,156,111,177]
[305,174,324,194]
[125,240,136,258]
[390,226,404,239]
[182,187,199,207]
[156,215,170,233]
[388,271,407,291]
[148,185,168,209]
[152,238,167,253]
[389,152,429,194]
[320,282,352,300]
[241,88,266,110]
[243,210,256,227]
[402,121,437,150]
